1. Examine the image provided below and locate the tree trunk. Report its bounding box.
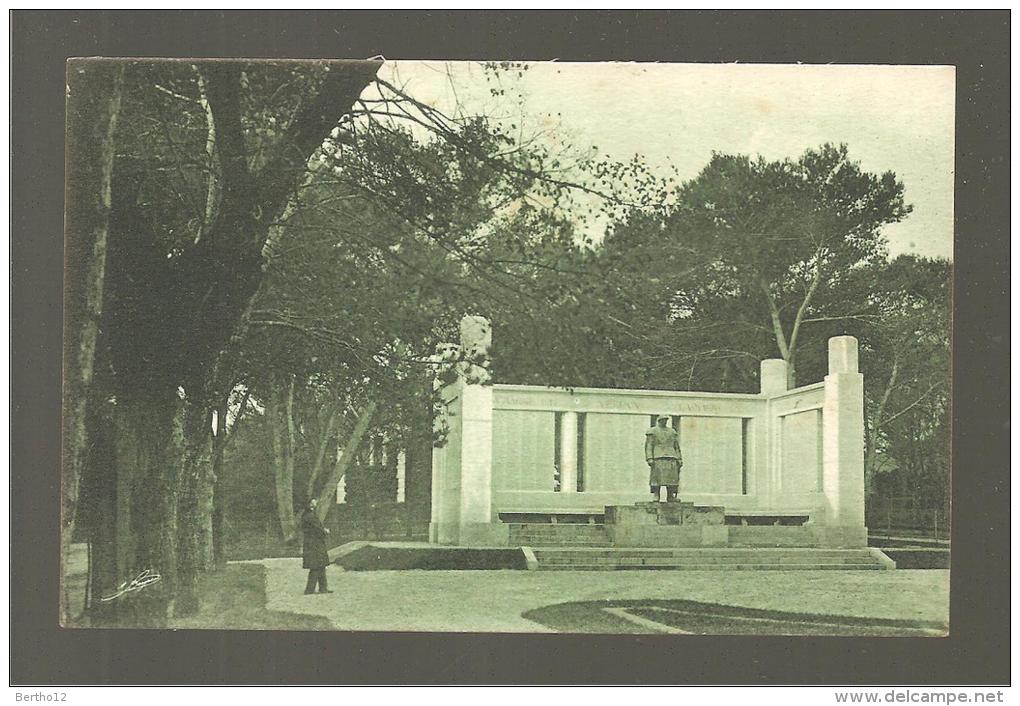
[61,61,124,625]
[195,70,222,242]
[404,378,435,532]
[268,381,298,543]
[82,60,380,622]
[211,393,229,568]
[316,402,378,522]
[175,396,213,617]
[306,405,339,499]
[864,357,900,495]
[79,399,120,625]
[112,390,181,627]
[759,280,797,388]
[199,453,216,570]
[285,379,297,509]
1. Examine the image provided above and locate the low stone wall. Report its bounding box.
[334,543,528,571]
[878,548,950,569]
[728,525,868,549]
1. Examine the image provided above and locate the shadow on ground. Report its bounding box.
[522,598,949,636]
[170,563,335,631]
[333,542,527,570]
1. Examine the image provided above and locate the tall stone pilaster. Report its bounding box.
[558,411,578,493]
[759,358,789,510]
[822,336,866,544]
[429,315,507,545]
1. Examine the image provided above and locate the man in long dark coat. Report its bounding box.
[645,415,683,502]
[302,498,333,594]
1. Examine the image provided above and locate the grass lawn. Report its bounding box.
[523,598,947,635]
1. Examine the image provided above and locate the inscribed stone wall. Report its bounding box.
[491,409,556,492]
[680,416,744,494]
[433,321,866,545]
[583,413,651,492]
[781,409,823,493]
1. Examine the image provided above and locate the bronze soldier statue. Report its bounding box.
[645,415,683,502]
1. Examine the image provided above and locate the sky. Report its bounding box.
[378,61,955,260]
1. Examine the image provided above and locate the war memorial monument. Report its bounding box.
[427,316,891,572]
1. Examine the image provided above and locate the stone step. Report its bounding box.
[532,555,878,563]
[505,522,599,530]
[534,554,878,566]
[531,548,875,557]
[510,529,608,535]
[509,525,610,547]
[507,522,607,530]
[534,563,886,571]
[513,541,611,546]
[534,553,876,562]
[510,534,608,540]
[510,530,606,535]
[510,533,608,540]
[529,547,889,571]
[515,539,609,544]
[510,532,608,538]
[515,542,611,548]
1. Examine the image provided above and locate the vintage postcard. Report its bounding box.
[62,59,953,636]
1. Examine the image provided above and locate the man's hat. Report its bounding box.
[657,414,670,421]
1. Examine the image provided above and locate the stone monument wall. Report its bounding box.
[429,317,866,547]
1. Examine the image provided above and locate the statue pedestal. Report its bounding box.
[604,501,727,547]
[606,501,725,527]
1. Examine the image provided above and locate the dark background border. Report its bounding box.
[10,10,1010,685]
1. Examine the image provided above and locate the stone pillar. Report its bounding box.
[429,315,507,546]
[828,335,859,374]
[760,358,788,512]
[558,411,578,493]
[760,358,789,396]
[822,336,866,544]
[458,380,493,526]
[457,315,494,537]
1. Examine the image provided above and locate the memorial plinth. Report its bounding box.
[604,501,728,547]
[605,501,725,526]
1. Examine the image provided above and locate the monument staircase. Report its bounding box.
[505,502,894,571]
[508,522,609,548]
[526,546,890,571]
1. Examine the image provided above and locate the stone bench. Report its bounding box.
[497,510,604,524]
[723,510,814,526]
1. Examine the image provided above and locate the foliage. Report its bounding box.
[76,59,381,622]
[587,144,912,389]
[857,256,951,501]
[492,144,949,511]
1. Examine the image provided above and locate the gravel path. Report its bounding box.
[254,559,949,634]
